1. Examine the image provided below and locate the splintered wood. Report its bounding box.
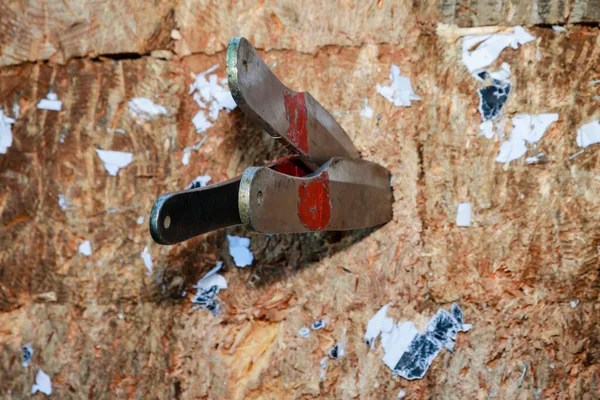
[1,1,599,399]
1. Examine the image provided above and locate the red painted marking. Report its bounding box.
[297,172,331,230]
[273,161,306,177]
[283,90,309,154]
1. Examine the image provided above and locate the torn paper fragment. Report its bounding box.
[227,235,253,267]
[570,300,579,308]
[365,303,394,349]
[13,103,19,119]
[95,149,134,176]
[187,175,212,190]
[319,357,328,381]
[182,135,208,165]
[552,25,567,33]
[376,65,421,107]
[462,26,536,74]
[189,65,237,131]
[381,321,420,373]
[192,110,213,133]
[190,65,219,95]
[328,343,343,359]
[141,246,153,275]
[78,240,92,256]
[426,307,471,350]
[128,97,167,120]
[311,319,327,330]
[328,329,346,360]
[0,110,16,154]
[21,344,33,367]
[213,90,237,110]
[31,369,52,396]
[192,261,227,314]
[488,62,511,82]
[451,303,469,329]
[298,327,310,338]
[58,194,67,210]
[136,216,144,225]
[456,203,471,227]
[368,303,471,380]
[360,98,374,118]
[478,78,511,122]
[476,64,511,139]
[398,390,407,398]
[37,92,62,111]
[182,151,191,166]
[525,154,545,164]
[576,120,600,148]
[496,114,559,163]
[480,120,494,139]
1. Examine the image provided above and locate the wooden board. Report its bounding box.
[2,0,600,65]
[1,2,600,399]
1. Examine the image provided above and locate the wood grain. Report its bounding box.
[1,6,600,400]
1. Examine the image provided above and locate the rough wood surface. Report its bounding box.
[1,2,600,399]
[2,0,600,66]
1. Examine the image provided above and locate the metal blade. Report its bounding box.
[239,158,393,233]
[227,37,360,171]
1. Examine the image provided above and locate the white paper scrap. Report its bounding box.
[462,26,536,74]
[191,110,213,133]
[187,175,212,189]
[319,357,328,381]
[360,97,374,118]
[37,92,63,111]
[328,329,347,359]
[570,300,579,308]
[376,65,421,107]
[31,369,52,396]
[496,114,559,163]
[311,319,327,330]
[58,194,67,210]
[141,246,153,275]
[182,135,207,166]
[0,110,16,154]
[576,120,600,148]
[192,261,228,314]
[128,97,167,120]
[227,235,254,267]
[194,262,227,293]
[456,203,472,227]
[365,303,394,349]
[480,120,494,139]
[299,327,310,338]
[21,344,33,367]
[78,240,92,256]
[366,303,471,380]
[189,65,237,128]
[95,149,133,176]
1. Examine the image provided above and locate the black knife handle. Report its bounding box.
[149,178,242,245]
